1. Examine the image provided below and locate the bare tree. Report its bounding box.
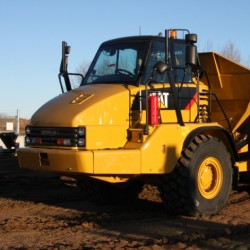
[76,62,90,77]
[220,40,241,63]
[202,40,213,52]
[69,62,90,88]
[244,55,250,68]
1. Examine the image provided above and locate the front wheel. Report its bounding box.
[158,134,233,216]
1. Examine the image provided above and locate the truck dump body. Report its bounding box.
[199,52,250,135]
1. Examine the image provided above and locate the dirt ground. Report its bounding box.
[0,156,249,250]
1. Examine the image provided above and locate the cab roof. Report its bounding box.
[100,35,165,46]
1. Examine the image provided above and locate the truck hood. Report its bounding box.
[30,84,130,127]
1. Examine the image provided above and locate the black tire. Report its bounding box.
[158,134,233,216]
[78,177,143,204]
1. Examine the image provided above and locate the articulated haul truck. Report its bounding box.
[17,29,250,215]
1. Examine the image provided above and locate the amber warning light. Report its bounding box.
[170,29,177,39]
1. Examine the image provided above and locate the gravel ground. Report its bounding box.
[0,156,249,249]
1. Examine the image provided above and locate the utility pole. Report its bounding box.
[16,109,20,135]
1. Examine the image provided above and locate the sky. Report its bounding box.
[1,0,250,119]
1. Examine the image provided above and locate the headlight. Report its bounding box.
[77,127,85,137]
[25,136,31,145]
[77,138,85,147]
[76,127,85,147]
[25,126,31,135]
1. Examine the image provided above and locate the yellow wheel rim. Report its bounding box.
[197,157,223,199]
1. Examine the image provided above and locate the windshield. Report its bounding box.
[82,38,192,86]
[82,42,147,85]
[142,40,192,84]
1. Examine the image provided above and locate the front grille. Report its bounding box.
[25,126,85,147]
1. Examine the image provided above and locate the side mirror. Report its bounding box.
[185,34,197,44]
[154,61,168,74]
[59,41,72,92]
[186,44,197,66]
[60,41,71,73]
[185,34,198,66]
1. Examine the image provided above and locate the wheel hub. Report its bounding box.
[198,157,223,199]
[200,164,213,189]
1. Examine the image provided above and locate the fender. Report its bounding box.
[183,126,239,162]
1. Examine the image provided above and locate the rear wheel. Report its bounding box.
[158,134,233,216]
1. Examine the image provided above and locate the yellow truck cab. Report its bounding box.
[17,29,250,216]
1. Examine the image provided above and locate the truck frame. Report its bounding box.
[17,29,250,215]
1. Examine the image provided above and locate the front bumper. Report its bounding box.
[17,147,94,174]
[17,147,141,175]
